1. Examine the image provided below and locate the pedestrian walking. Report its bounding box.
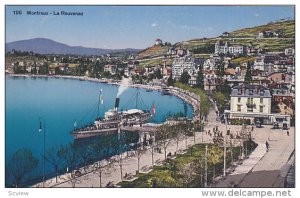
[265,141,270,152]
[287,131,290,136]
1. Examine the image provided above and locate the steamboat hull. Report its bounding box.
[71,97,152,140]
[71,128,118,139]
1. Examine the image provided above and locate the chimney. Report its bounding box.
[115,98,120,111]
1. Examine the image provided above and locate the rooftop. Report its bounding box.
[231,84,271,98]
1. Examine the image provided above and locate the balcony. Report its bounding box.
[246,103,256,108]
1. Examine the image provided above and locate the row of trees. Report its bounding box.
[131,68,163,84]
[6,122,255,188]
[145,125,255,188]
[174,82,211,120]
[6,132,136,187]
[192,44,215,54]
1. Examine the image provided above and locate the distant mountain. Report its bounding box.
[6,38,141,56]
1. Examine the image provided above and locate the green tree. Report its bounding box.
[173,82,211,118]
[192,44,215,54]
[196,70,204,88]
[165,158,178,179]
[216,81,231,96]
[7,148,39,187]
[217,62,225,76]
[212,92,228,114]
[244,61,252,83]
[208,145,223,180]
[199,91,211,120]
[179,71,191,84]
[154,68,163,79]
[43,62,49,74]
[167,73,174,86]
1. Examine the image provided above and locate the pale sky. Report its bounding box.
[6,5,294,49]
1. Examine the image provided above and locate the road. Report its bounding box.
[215,125,294,187]
[238,126,294,187]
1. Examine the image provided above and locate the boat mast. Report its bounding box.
[96,89,102,119]
[135,90,139,109]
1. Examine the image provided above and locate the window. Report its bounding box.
[259,106,263,113]
[260,98,263,104]
[238,98,241,103]
[237,105,241,112]
[238,89,242,95]
[247,98,253,104]
[247,107,253,112]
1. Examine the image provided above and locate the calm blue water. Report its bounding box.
[5,75,193,186]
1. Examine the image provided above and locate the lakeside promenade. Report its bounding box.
[32,103,294,188]
[34,108,216,188]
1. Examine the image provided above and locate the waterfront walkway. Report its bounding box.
[37,131,213,187]
[34,108,216,188]
[33,101,294,188]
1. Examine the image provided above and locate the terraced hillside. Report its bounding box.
[230,20,295,38]
[134,20,294,67]
[139,57,173,67]
[137,45,169,59]
[174,20,295,53]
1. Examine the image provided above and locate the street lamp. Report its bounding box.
[223,114,228,177]
[38,117,46,188]
[204,144,208,187]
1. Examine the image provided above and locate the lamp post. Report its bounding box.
[38,117,46,188]
[223,114,228,177]
[204,144,208,187]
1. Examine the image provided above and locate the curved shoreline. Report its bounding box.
[7,74,201,187]
[7,74,200,121]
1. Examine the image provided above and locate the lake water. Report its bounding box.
[5,75,193,186]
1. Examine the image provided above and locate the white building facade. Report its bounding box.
[215,41,246,55]
[229,84,273,124]
[172,56,199,80]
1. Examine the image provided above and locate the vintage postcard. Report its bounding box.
[4,3,295,197]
